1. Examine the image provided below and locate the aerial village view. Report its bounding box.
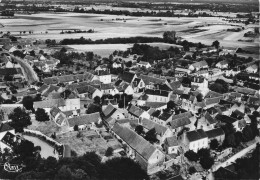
[0,0,259,179]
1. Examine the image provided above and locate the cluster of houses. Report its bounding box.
[0,38,259,177]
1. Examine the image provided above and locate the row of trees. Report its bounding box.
[185,148,214,170]
[1,142,148,180]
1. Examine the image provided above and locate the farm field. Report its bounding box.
[68,42,178,56]
[1,12,258,54]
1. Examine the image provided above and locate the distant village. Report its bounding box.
[0,31,259,179]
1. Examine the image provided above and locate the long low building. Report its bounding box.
[111,123,165,175]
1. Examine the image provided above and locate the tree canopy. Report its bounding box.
[9,107,31,132]
[35,108,50,122]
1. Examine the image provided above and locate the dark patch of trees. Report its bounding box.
[35,108,50,122]
[9,107,31,132]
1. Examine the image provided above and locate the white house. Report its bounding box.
[132,78,145,93]
[246,64,258,74]
[181,129,208,153]
[164,136,179,154]
[76,85,103,99]
[216,60,228,69]
[93,70,112,84]
[137,61,152,69]
[102,104,126,126]
[142,89,171,103]
[188,60,208,71]
[112,62,122,69]
[191,76,209,95]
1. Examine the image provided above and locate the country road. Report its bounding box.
[10,55,39,83]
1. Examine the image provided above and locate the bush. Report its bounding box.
[184,150,199,162]
[105,147,113,157]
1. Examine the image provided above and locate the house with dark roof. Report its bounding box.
[111,123,165,175]
[164,136,179,154]
[120,71,137,84]
[143,89,172,103]
[205,127,225,144]
[140,118,172,144]
[0,123,15,151]
[127,104,150,121]
[115,82,134,95]
[102,104,125,126]
[169,112,195,134]
[215,114,240,131]
[197,112,217,131]
[180,129,208,152]
[75,85,103,99]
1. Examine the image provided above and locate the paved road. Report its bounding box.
[10,54,39,83]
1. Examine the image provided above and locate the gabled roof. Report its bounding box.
[138,61,150,65]
[205,97,223,106]
[67,112,100,127]
[43,77,59,85]
[37,84,49,93]
[145,102,167,109]
[190,60,208,68]
[215,114,237,124]
[145,89,169,97]
[42,85,61,97]
[76,85,97,94]
[169,81,182,90]
[34,99,65,109]
[103,104,117,117]
[120,72,136,83]
[165,136,179,147]
[0,123,14,133]
[139,74,166,85]
[247,96,260,105]
[172,112,192,121]
[205,91,223,98]
[158,112,173,121]
[50,106,61,118]
[170,116,191,129]
[204,112,217,124]
[0,68,18,75]
[205,128,225,139]
[112,123,158,161]
[186,129,207,142]
[128,105,144,117]
[142,118,168,135]
[217,60,228,66]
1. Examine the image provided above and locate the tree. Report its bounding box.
[100,157,148,180]
[189,166,196,175]
[35,108,49,122]
[197,148,210,159]
[60,47,67,53]
[13,139,35,158]
[167,100,176,109]
[196,93,203,102]
[105,147,113,157]
[9,107,31,132]
[184,150,199,162]
[210,139,219,150]
[212,40,220,49]
[200,156,214,170]
[22,96,34,110]
[242,125,254,142]
[145,128,158,143]
[93,96,101,104]
[74,125,79,131]
[135,125,144,135]
[163,31,176,43]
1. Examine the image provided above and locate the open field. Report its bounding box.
[68,42,177,56]
[1,12,258,54]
